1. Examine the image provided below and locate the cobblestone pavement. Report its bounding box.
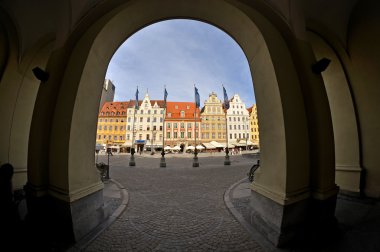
[85,154,263,251]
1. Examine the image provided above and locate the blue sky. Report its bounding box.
[106,19,255,107]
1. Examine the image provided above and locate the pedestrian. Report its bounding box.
[0,163,21,245]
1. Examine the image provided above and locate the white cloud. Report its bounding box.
[106,19,255,107]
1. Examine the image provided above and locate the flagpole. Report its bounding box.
[193,84,199,167]
[160,86,167,167]
[223,84,231,165]
[129,86,138,166]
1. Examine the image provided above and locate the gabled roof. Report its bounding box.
[99,101,129,116]
[126,99,165,108]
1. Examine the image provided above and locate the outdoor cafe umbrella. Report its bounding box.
[164,146,172,150]
[172,146,181,150]
[187,146,195,150]
[196,145,205,150]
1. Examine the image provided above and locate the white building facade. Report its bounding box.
[226,94,251,147]
[125,93,165,152]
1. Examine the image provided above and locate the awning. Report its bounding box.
[202,142,216,149]
[196,145,205,149]
[210,141,224,148]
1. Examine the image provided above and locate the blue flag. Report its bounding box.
[195,86,200,108]
[135,87,139,109]
[223,86,230,109]
[164,88,168,108]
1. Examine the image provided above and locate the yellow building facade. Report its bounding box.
[96,101,128,147]
[200,92,226,143]
[248,104,259,145]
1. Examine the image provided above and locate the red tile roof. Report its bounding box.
[166,102,201,121]
[99,101,129,116]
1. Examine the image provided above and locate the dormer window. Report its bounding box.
[181,111,185,117]
[175,105,178,109]
[186,105,190,109]
[168,113,171,117]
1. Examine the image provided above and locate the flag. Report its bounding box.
[195,86,200,108]
[164,88,168,108]
[135,87,139,109]
[223,86,230,110]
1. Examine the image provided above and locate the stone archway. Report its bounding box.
[307,30,362,194]
[26,0,335,246]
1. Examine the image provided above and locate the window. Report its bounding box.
[168,113,171,117]
[147,126,150,131]
[188,123,191,128]
[120,126,123,131]
[147,134,150,140]
[180,132,184,138]
[167,123,171,128]
[115,126,118,131]
[212,133,215,139]
[160,126,162,130]
[239,133,241,139]
[140,110,143,114]
[104,135,106,139]
[167,132,171,138]
[114,136,117,140]
[154,110,157,114]
[206,133,209,139]
[234,125,237,130]
[148,110,151,114]
[186,105,190,109]
[99,119,102,122]
[181,123,184,128]
[140,117,143,123]
[98,135,101,139]
[108,135,111,140]
[139,134,142,140]
[229,125,232,130]
[180,111,185,117]
[98,125,102,130]
[127,125,130,130]
[175,105,178,109]
[128,117,131,122]
[229,117,231,122]
[160,110,163,114]
[147,117,150,122]
[174,132,177,138]
[119,136,123,140]
[218,133,221,138]
[105,119,108,122]
[139,125,142,130]
[160,117,163,122]
[218,124,221,130]
[238,117,240,122]
[238,125,240,130]
[153,117,157,122]
[188,132,191,138]
[212,124,215,129]
[202,133,205,138]
[104,125,107,130]
[234,133,237,138]
[127,134,130,140]
[153,126,157,130]
[174,123,178,129]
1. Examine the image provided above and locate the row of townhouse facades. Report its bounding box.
[96,92,259,151]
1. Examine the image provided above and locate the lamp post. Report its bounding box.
[129,107,137,166]
[160,109,166,167]
[224,110,231,165]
